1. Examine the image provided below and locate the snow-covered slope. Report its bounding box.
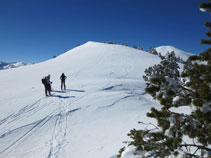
[0,42,190,158]
[0,61,30,70]
[155,46,193,60]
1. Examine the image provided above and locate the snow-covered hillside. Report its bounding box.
[0,61,30,70]
[155,46,192,60]
[0,42,192,158]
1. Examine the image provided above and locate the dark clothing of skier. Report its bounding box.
[42,75,52,96]
[60,73,67,90]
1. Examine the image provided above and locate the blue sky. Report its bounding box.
[0,0,210,63]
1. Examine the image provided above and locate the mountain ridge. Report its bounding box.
[0,61,30,70]
[155,45,193,60]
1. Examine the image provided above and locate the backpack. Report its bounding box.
[41,78,47,84]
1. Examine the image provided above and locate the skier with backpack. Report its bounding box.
[41,74,52,96]
[60,73,67,90]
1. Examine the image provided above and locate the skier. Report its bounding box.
[60,73,67,90]
[41,74,52,96]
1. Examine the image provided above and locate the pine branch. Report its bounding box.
[199,3,211,9]
[201,39,211,45]
[206,31,211,37]
[192,148,199,157]
[180,144,211,152]
[205,22,211,28]
[185,153,199,158]
[138,121,160,130]
[179,85,193,93]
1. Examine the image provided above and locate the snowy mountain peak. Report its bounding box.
[0,61,7,67]
[0,61,6,64]
[0,61,30,70]
[43,41,156,80]
[85,41,99,44]
[155,45,193,60]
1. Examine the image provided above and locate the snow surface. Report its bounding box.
[0,42,191,158]
[155,46,193,60]
[200,8,207,12]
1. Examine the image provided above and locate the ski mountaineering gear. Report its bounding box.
[42,75,52,96]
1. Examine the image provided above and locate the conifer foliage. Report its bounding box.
[120,2,211,157]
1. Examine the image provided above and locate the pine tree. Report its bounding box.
[200,2,211,45]
[120,2,211,157]
[148,48,158,55]
[133,45,137,49]
[122,43,128,46]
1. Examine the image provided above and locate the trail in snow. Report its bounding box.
[0,89,84,157]
[47,96,81,158]
[0,98,51,136]
[0,81,157,158]
[48,98,69,158]
[0,83,148,157]
[0,112,54,155]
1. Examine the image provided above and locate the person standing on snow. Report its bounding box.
[41,74,52,96]
[60,73,67,90]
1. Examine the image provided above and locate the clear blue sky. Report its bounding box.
[0,0,210,63]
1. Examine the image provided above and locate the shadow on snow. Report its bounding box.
[52,89,85,93]
[51,95,75,99]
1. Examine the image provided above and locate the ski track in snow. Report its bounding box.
[0,89,90,157]
[48,98,69,158]
[47,95,82,158]
[0,83,150,157]
[0,113,54,155]
[48,97,81,158]
[0,98,51,136]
